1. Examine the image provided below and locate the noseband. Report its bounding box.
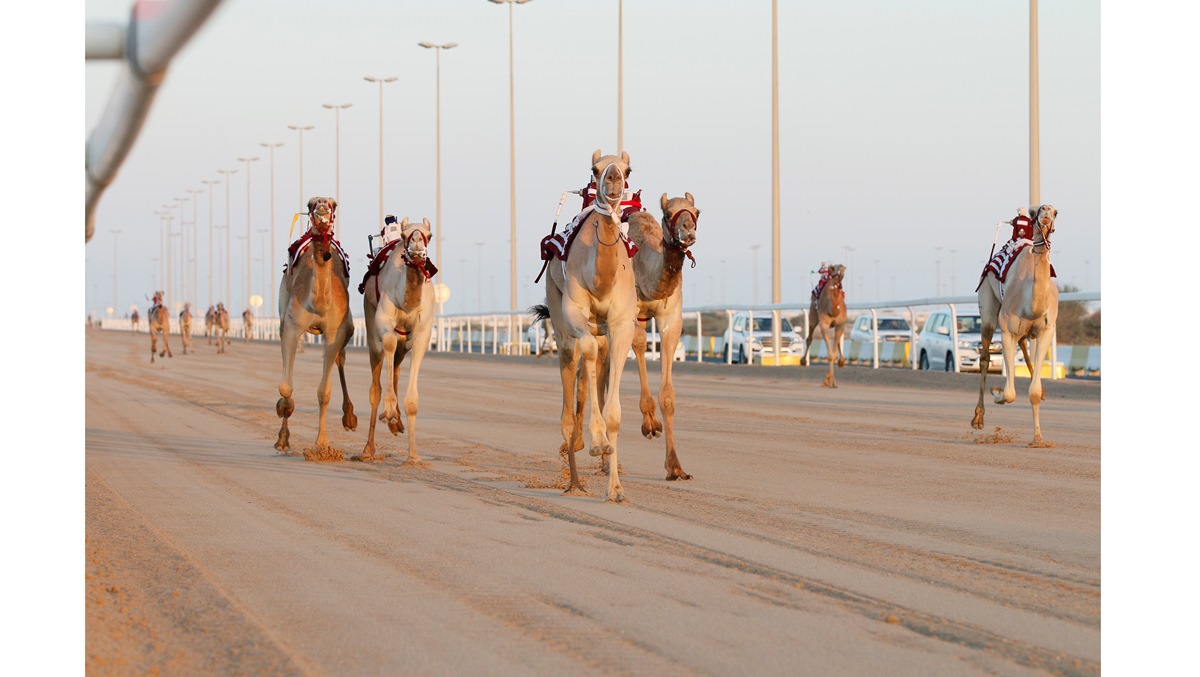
[664,207,698,267]
[591,163,625,219]
[403,229,432,279]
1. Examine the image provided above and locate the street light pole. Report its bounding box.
[419,41,458,317]
[287,125,314,213]
[174,195,189,305]
[617,0,623,153]
[489,0,532,312]
[259,142,284,315]
[201,179,218,310]
[363,77,398,230]
[218,168,237,305]
[770,0,782,353]
[238,156,260,311]
[187,187,201,306]
[1029,0,1040,206]
[475,241,485,312]
[321,103,352,240]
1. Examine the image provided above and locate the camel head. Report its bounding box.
[591,149,630,212]
[307,197,337,233]
[661,192,699,249]
[399,217,432,265]
[829,264,846,284]
[1032,204,1057,245]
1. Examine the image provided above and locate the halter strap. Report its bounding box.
[664,208,698,268]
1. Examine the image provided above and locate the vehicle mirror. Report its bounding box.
[936,326,949,335]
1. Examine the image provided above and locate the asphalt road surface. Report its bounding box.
[85,328,1100,676]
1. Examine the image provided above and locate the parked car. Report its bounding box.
[722,313,804,364]
[916,309,1002,373]
[527,319,557,355]
[849,314,913,344]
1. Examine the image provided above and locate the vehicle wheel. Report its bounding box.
[945,352,954,372]
[739,346,747,364]
[919,350,929,370]
[724,345,731,362]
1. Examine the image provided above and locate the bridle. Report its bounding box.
[402,228,432,279]
[591,162,625,220]
[1032,209,1054,253]
[663,206,698,268]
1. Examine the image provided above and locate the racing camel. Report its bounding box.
[972,204,1059,446]
[147,292,172,363]
[178,303,193,355]
[242,308,254,342]
[215,303,230,353]
[802,264,848,387]
[360,217,437,464]
[536,149,639,502]
[275,197,357,459]
[204,305,216,344]
[625,193,699,481]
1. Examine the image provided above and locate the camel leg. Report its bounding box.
[275,322,300,452]
[835,323,846,368]
[632,323,662,439]
[557,338,587,495]
[1017,337,1047,402]
[974,320,995,429]
[992,326,1018,406]
[659,322,690,481]
[162,329,172,358]
[362,355,383,461]
[1028,328,1056,447]
[401,328,431,467]
[311,335,343,459]
[336,344,357,431]
[150,332,157,363]
[600,319,634,503]
[822,327,837,388]
[380,332,405,436]
[801,305,817,366]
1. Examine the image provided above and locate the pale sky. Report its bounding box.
[83,0,1100,316]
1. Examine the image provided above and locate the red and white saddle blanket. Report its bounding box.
[286,230,351,279]
[539,207,639,262]
[357,239,439,298]
[976,241,1056,291]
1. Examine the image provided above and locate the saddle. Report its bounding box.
[812,277,843,301]
[357,239,439,299]
[286,230,351,279]
[976,241,1056,291]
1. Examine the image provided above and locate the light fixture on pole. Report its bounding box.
[488,0,532,312]
[287,125,314,212]
[201,179,219,310]
[321,103,352,240]
[259,142,284,316]
[238,156,260,310]
[363,76,398,230]
[217,168,238,305]
[186,187,201,306]
[418,41,458,317]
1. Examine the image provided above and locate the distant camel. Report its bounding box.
[803,263,847,387]
[625,193,699,481]
[204,305,216,344]
[360,216,436,464]
[179,303,193,355]
[147,292,172,363]
[275,197,357,459]
[215,303,230,353]
[537,149,638,501]
[131,309,140,332]
[242,309,254,342]
[972,204,1059,446]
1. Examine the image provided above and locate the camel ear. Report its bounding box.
[421,218,432,237]
[400,217,409,228]
[685,192,694,205]
[660,193,669,211]
[621,150,630,166]
[592,149,602,166]
[307,197,318,213]
[330,198,338,212]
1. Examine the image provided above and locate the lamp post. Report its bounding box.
[110,229,121,312]
[218,168,237,305]
[1029,0,1040,206]
[321,103,352,240]
[237,234,249,309]
[363,76,397,229]
[238,156,260,311]
[475,241,485,312]
[161,204,176,307]
[257,228,269,298]
[418,41,458,317]
[488,0,532,312]
[617,0,623,152]
[155,210,168,298]
[259,142,284,315]
[287,125,314,211]
[187,187,201,306]
[770,0,782,353]
[174,195,189,304]
[201,179,218,309]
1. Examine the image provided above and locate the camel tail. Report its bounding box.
[528,304,551,322]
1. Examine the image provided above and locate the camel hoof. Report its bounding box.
[303,445,345,462]
[837,359,846,368]
[1028,437,1056,449]
[401,457,430,468]
[605,488,627,503]
[361,446,376,462]
[343,412,358,431]
[666,471,692,481]
[971,412,984,430]
[562,486,590,497]
[641,422,662,439]
[274,430,289,452]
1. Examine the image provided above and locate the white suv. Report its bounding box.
[722,313,804,364]
[849,314,913,344]
[916,309,1002,373]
